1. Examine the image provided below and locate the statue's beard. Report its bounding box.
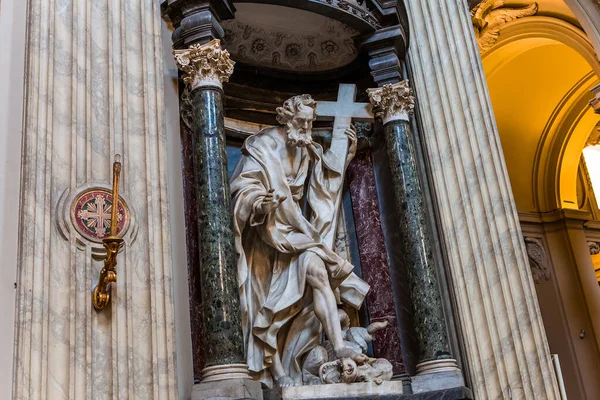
[286,124,313,148]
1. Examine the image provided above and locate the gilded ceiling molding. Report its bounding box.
[585,122,600,147]
[173,39,235,90]
[471,0,538,53]
[590,83,600,114]
[366,80,415,124]
[480,17,600,80]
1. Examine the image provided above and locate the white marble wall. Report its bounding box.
[0,0,27,397]
[161,18,195,400]
[404,1,561,399]
[13,0,177,398]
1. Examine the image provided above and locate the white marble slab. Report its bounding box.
[265,381,404,400]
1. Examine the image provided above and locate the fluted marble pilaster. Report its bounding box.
[14,0,177,398]
[404,1,561,398]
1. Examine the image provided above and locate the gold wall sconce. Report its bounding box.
[92,155,124,311]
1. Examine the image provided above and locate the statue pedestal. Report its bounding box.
[265,383,474,400]
[264,381,404,400]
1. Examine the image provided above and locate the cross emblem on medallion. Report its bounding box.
[76,195,122,238]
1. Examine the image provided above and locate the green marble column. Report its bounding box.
[368,81,455,371]
[174,40,247,378]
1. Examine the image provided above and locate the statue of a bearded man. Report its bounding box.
[230,94,370,388]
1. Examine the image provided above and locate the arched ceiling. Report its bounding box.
[481,9,600,213]
[503,0,579,26]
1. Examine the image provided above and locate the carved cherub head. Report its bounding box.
[338,358,358,383]
[276,94,317,148]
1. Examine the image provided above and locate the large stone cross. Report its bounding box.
[316,83,374,247]
[316,84,374,155]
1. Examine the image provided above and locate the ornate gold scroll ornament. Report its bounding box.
[92,155,125,311]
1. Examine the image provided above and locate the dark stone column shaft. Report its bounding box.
[382,117,450,363]
[179,86,205,377]
[189,85,245,367]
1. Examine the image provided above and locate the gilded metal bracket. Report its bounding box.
[93,235,124,310]
[92,155,123,311]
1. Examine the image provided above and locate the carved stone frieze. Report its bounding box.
[366,80,415,124]
[173,39,235,90]
[471,0,538,53]
[589,241,600,255]
[324,0,381,29]
[524,237,550,284]
[221,16,359,72]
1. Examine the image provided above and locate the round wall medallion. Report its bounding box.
[70,188,130,242]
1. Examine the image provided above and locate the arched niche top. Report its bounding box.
[232,0,381,33]
[540,76,599,211]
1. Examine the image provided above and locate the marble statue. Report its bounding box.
[230,94,374,388]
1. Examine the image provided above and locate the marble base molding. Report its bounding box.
[192,377,263,400]
[200,363,253,382]
[415,359,460,375]
[412,360,464,394]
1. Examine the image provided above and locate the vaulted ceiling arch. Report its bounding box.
[481,15,600,213]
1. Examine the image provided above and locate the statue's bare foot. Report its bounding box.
[335,346,368,364]
[275,376,296,387]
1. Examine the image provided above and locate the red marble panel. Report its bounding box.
[347,151,405,375]
[180,100,205,380]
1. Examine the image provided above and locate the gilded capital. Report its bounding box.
[367,80,415,124]
[173,39,235,90]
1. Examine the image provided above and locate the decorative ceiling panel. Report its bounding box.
[222,3,360,72]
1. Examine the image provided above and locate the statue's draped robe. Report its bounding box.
[230,129,369,387]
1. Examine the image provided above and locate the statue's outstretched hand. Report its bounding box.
[345,125,357,164]
[258,189,287,214]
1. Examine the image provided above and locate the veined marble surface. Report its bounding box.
[404,0,560,398]
[13,0,177,398]
[347,151,405,374]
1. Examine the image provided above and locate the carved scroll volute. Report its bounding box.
[471,0,538,53]
[524,237,550,284]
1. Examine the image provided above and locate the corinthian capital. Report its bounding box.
[173,39,235,90]
[367,80,415,124]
